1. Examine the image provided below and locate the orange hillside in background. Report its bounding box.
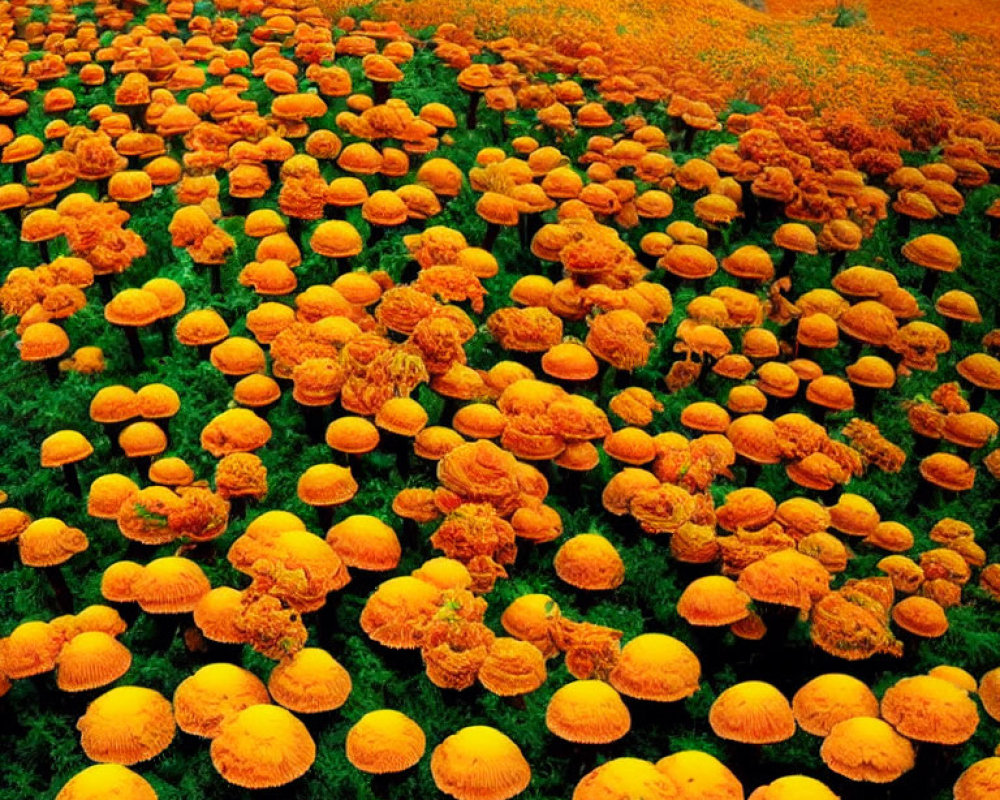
[323,0,1000,127]
[766,0,1000,37]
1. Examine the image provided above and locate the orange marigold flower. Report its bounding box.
[431,503,517,566]
[234,591,308,661]
[436,441,523,515]
[586,309,654,371]
[628,483,697,534]
[809,591,902,661]
[487,306,563,353]
[931,381,970,414]
[410,316,467,376]
[665,359,701,393]
[169,486,230,542]
[842,419,906,473]
[414,265,487,313]
[549,618,623,681]
[215,453,268,500]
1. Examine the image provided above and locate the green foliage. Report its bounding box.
[725,99,763,117]
[832,1,868,29]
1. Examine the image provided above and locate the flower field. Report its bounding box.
[355,0,1000,123]
[1,0,1000,799]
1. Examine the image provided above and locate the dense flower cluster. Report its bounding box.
[0,0,998,799]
